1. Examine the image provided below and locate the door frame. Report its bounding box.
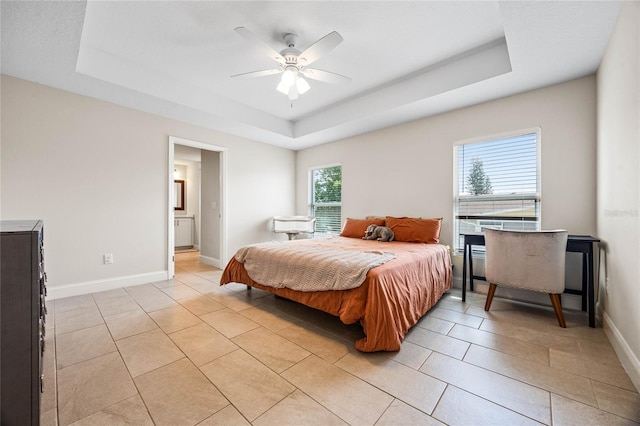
[168,136,227,278]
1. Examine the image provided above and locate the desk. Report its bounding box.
[462,233,600,327]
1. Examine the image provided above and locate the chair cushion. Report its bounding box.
[484,229,568,293]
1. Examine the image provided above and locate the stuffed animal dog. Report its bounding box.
[363,224,395,242]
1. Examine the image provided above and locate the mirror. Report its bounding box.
[174,180,185,211]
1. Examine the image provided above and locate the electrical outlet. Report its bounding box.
[103,253,114,264]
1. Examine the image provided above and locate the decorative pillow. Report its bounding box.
[340,217,386,238]
[385,216,442,244]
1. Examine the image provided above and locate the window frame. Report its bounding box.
[453,128,542,253]
[309,163,342,237]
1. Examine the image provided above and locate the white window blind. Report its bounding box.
[310,165,342,236]
[454,131,540,252]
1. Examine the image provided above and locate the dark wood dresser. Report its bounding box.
[1,220,47,425]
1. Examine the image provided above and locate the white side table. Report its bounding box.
[273,216,316,240]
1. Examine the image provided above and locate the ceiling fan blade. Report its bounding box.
[231,69,282,79]
[298,31,343,66]
[301,68,351,84]
[235,27,285,65]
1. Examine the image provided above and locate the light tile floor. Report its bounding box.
[41,251,640,425]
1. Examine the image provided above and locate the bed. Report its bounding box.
[220,217,452,352]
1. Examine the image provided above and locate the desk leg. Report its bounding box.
[587,251,595,328]
[469,245,474,292]
[582,253,588,312]
[462,243,467,302]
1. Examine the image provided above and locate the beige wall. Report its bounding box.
[200,150,221,263]
[297,76,597,261]
[185,161,201,247]
[0,75,296,296]
[597,0,640,391]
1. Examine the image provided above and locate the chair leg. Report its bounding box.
[549,293,566,328]
[484,283,497,311]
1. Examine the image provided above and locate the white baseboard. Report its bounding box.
[603,311,640,393]
[200,255,221,269]
[46,270,168,300]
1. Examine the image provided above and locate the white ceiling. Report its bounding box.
[1,1,622,150]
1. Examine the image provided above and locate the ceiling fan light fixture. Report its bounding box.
[277,66,308,99]
[276,80,290,95]
[288,83,299,100]
[296,76,310,95]
[281,67,297,85]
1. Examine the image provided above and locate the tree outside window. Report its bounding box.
[313,166,342,203]
[311,165,342,235]
[466,158,493,195]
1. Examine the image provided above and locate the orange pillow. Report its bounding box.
[385,216,442,244]
[340,217,386,238]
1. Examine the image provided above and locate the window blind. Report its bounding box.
[454,132,540,251]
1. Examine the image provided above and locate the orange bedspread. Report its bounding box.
[220,237,452,352]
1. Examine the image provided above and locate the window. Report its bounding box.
[454,130,540,252]
[310,165,342,236]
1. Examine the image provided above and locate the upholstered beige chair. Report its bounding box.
[484,228,569,327]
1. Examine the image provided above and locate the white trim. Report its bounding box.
[168,136,227,278]
[452,127,542,147]
[452,127,542,251]
[308,161,342,171]
[46,271,167,300]
[457,193,540,202]
[603,311,640,393]
[168,140,176,278]
[199,255,221,269]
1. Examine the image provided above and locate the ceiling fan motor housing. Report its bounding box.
[280,49,301,66]
[283,32,298,48]
[281,33,304,66]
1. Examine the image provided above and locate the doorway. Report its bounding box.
[168,136,226,278]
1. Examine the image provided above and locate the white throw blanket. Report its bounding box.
[234,241,396,291]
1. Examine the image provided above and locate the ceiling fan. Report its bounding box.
[231,27,351,101]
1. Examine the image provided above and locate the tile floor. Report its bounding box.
[41,251,640,425]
